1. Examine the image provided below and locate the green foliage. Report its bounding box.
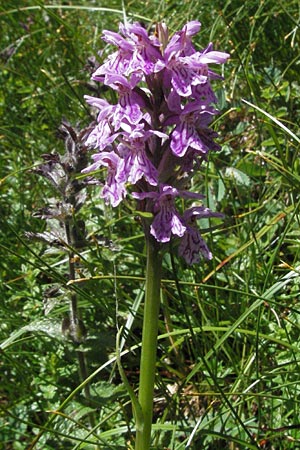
[1,0,300,449]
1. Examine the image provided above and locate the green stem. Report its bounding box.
[135,239,162,450]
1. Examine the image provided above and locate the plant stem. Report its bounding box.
[135,238,162,450]
[65,220,96,430]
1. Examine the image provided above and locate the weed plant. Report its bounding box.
[1,1,300,449]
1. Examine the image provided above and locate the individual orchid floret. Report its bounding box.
[92,30,135,80]
[178,206,223,264]
[179,226,212,264]
[154,51,207,97]
[104,74,145,128]
[155,29,229,98]
[133,186,205,243]
[82,151,126,207]
[164,20,201,57]
[133,185,186,242]
[84,96,119,149]
[117,142,158,187]
[93,22,162,80]
[117,125,169,186]
[121,22,163,75]
[170,103,220,157]
[84,119,119,151]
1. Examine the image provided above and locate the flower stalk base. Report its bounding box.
[135,239,162,450]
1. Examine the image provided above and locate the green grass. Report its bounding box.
[1,0,300,448]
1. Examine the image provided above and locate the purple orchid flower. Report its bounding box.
[133,185,186,242]
[121,22,163,75]
[82,151,126,207]
[165,20,201,57]
[104,74,145,128]
[133,186,205,243]
[83,21,229,264]
[178,207,223,264]
[179,226,212,264]
[170,103,220,157]
[92,29,135,80]
[154,26,229,98]
[117,125,168,186]
[84,96,120,149]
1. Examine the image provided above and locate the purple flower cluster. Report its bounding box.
[83,21,229,264]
